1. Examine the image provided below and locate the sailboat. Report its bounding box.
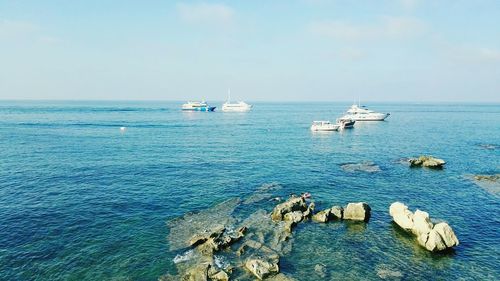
[221,89,253,112]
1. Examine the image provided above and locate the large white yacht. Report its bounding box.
[341,104,390,121]
[221,89,252,112]
[181,101,216,111]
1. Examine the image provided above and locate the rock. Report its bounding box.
[376,266,403,279]
[182,263,209,281]
[434,222,459,248]
[343,202,371,222]
[312,209,331,223]
[302,202,315,219]
[271,197,307,221]
[390,202,459,252]
[209,270,229,281]
[419,229,447,252]
[283,211,304,224]
[411,210,433,237]
[188,225,225,247]
[341,161,381,173]
[245,258,279,280]
[474,174,500,182]
[408,156,445,168]
[314,264,327,278]
[330,206,343,220]
[267,273,297,281]
[389,202,414,231]
[471,174,500,195]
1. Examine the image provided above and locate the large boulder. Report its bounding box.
[271,197,307,221]
[408,156,446,168]
[343,202,371,222]
[330,206,343,220]
[389,202,414,231]
[245,257,279,280]
[389,202,459,252]
[434,222,459,248]
[411,210,433,237]
[312,209,331,223]
[418,229,447,252]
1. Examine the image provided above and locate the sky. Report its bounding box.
[0,0,499,102]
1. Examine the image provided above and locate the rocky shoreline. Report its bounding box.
[161,193,458,280]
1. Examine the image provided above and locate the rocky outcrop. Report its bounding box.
[389,202,459,252]
[330,206,343,219]
[188,226,247,256]
[311,205,344,223]
[343,202,371,222]
[164,194,374,280]
[271,196,308,221]
[408,156,446,168]
[312,209,331,223]
[245,257,280,280]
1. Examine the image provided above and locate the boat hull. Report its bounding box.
[343,113,390,121]
[182,106,216,112]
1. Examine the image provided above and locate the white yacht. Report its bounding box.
[181,101,216,112]
[221,89,252,112]
[310,121,340,131]
[341,104,390,121]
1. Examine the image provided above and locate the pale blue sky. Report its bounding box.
[1,0,499,102]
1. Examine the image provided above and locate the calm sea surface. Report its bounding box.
[0,101,499,280]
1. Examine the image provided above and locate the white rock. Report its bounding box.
[343,202,371,221]
[389,202,414,231]
[419,229,447,252]
[434,222,459,248]
[411,210,433,237]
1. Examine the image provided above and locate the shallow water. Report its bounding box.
[0,101,499,280]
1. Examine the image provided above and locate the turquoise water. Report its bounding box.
[0,101,498,280]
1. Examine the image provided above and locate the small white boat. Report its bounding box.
[336,117,355,129]
[310,121,340,131]
[340,104,390,121]
[221,89,252,112]
[182,101,216,112]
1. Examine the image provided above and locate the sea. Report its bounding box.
[0,101,498,280]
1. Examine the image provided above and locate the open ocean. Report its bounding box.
[0,101,499,280]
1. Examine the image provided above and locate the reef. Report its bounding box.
[162,193,372,280]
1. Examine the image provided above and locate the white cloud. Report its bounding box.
[309,16,427,41]
[177,3,234,25]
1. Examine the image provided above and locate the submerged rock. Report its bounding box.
[314,264,327,278]
[167,198,240,251]
[408,156,446,168]
[343,202,371,222]
[470,174,500,195]
[376,264,403,280]
[389,202,459,252]
[341,161,381,173]
[478,143,499,150]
